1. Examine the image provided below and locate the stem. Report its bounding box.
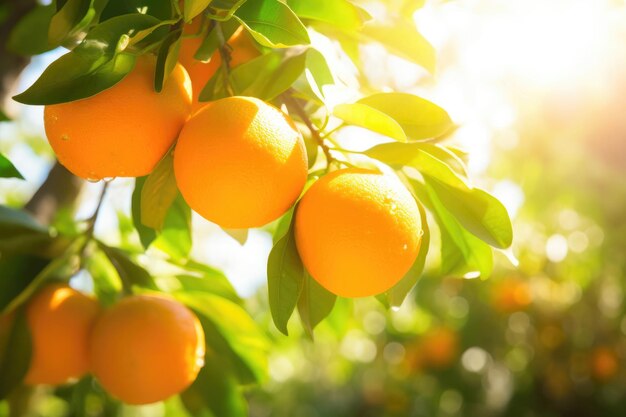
[282,92,336,168]
[85,182,109,238]
[215,23,235,96]
[77,181,109,262]
[319,123,346,139]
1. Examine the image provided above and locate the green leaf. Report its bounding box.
[0,255,49,313]
[193,19,239,61]
[131,177,157,249]
[361,20,435,74]
[364,142,469,190]
[181,353,247,417]
[202,48,308,102]
[85,250,122,307]
[14,14,161,105]
[48,0,95,47]
[287,0,371,30]
[0,311,32,400]
[416,143,467,177]
[205,0,247,21]
[333,103,407,142]
[7,4,56,56]
[175,292,268,382]
[386,201,429,307]
[358,93,452,140]
[425,178,513,249]
[222,228,249,245]
[154,30,182,92]
[98,243,157,290]
[184,0,212,21]
[1,243,81,314]
[237,49,307,100]
[100,0,173,21]
[0,206,56,258]
[175,273,240,305]
[267,216,305,335]
[178,260,240,304]
[234,0,310,48]
[304,48,335,102]
[413,179,493,278]
[0,109,9,122]
[0,154,23,180]
[297,273,336,339]
[140,152,178,231]
[152,194,192,260]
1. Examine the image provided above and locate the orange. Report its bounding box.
[491,278,532,313]
[419,327,459,369]
[591,346,619,381]
[295,168,422,297]
[24,283,100,385]
[44,55,192,180]
[174,96,307,229]
[179,20,260,111]
[90,294,205,405]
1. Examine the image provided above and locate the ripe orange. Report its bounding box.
[419,327,459,369]
[591,346,619,381]
[491,278,532,313]
[90,294,205,405]
[295,168,422,297]
[174,96,307,229]
[179,20,260,111]
[44,55,192,180]
[24,283,100,385]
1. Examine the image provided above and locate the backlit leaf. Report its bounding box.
[334,103,407,141]
[297,272,336,339]
[140,151,178,231]
[287,0,371,31]
[234,0,310,48]
[267,214,305,335]
[361,20,435,74]
[14,14,160,105]
[358,93,452,140]
[387,201,430,307]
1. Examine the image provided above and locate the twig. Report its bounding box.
[282,92,336,168]
[85,182,109,238]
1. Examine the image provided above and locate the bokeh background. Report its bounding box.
[2,0,626,416]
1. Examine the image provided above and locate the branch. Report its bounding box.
[282,92,336,167]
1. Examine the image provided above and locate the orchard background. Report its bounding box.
[1,0,626,416]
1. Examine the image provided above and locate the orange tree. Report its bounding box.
[0,0,513,415]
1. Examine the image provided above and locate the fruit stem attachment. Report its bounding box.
[85,181,109,238]
[215,22,235,96]
[282,92,336,169]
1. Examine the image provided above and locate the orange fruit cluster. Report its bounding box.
[23,284,204,405]
[41,22,423,300]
